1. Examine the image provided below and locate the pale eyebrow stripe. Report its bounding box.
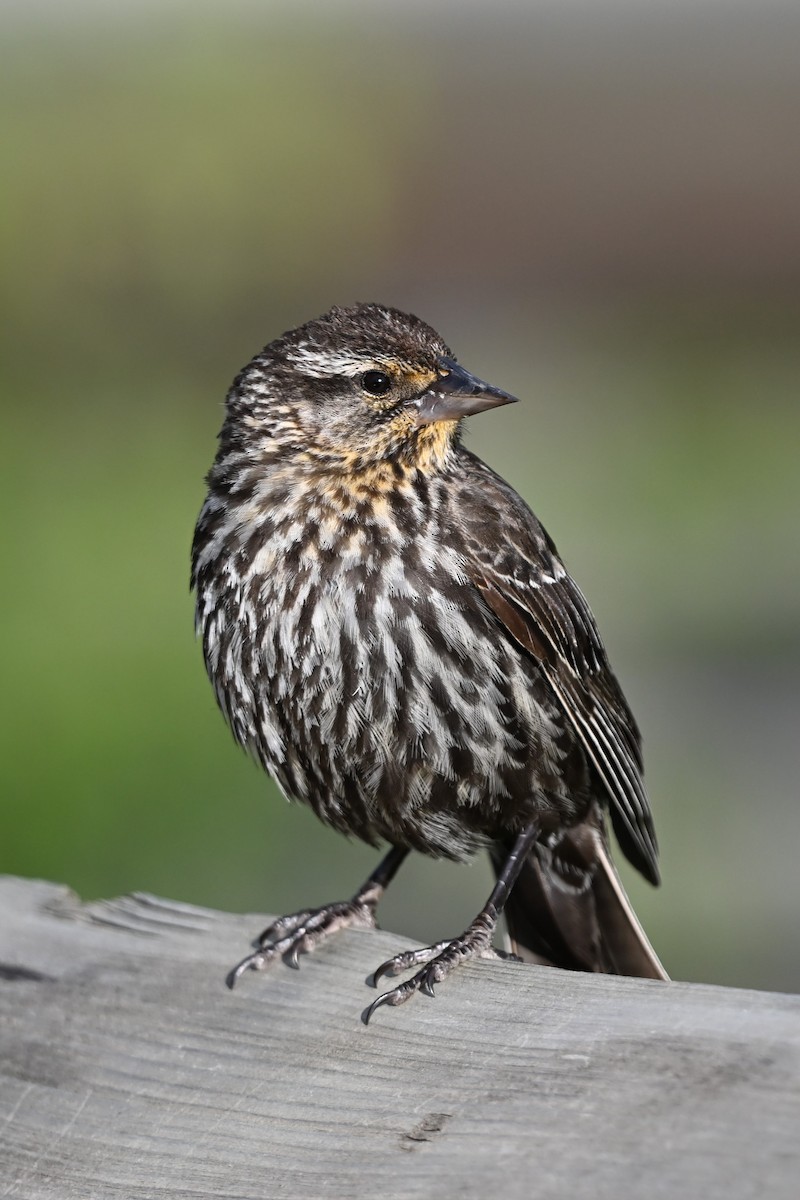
[285,345,377,377]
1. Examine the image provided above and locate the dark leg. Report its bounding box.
[227,845,409,988]
[364,822,539,1023]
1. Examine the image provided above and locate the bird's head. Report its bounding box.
[221,303,517,477]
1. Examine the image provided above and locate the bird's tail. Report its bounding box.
[490,818,668,980]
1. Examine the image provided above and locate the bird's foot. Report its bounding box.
[363,918,520,1023]
[227,894,380,988]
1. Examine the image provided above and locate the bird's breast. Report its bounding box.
[196,478,575,855]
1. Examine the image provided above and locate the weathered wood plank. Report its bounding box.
[0,875,798,1199]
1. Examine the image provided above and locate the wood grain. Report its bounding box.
[0,875,798,1199]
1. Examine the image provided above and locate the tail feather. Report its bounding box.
[491,818,668,981]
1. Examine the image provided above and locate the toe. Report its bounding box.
[256,909,311,948]
[371,940,451,986]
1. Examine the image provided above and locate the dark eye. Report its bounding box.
[361,370,392,396]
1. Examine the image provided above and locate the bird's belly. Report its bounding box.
[224,552,581,859]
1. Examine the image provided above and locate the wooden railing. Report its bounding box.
[1,876,797,1199]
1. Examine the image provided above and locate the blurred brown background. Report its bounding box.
[2,0,799,992]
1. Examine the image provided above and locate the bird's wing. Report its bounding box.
[458,454,659,884]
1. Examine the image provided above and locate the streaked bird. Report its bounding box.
[191,303,667,1021]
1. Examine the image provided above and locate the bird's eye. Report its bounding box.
[361,370,393,396]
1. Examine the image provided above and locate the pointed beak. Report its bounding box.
[412,357,519,426]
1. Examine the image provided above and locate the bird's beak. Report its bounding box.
[413,357,519,425]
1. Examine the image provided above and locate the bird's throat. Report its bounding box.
[409,419,460,474]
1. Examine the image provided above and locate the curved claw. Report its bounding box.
[363,969,441,1022]
[371,957,398,987]
[226,951,264,989]
[362,986,409,1024]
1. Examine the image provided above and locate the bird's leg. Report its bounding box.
[227,845,408,987]
[364,823,539,1022]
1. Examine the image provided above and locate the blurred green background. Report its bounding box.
[2,1,798,993]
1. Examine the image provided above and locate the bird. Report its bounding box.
[191,302,668,1022]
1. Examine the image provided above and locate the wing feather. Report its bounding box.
[458,454,659,884]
